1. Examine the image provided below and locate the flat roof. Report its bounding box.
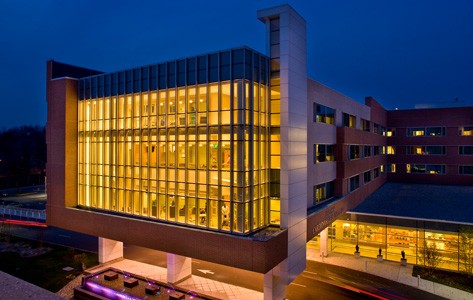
[350,182,473,224]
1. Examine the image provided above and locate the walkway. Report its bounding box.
[61,259,264,300]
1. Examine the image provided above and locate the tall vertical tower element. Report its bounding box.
[258,5,308,299]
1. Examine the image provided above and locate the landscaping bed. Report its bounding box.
[413,265,473,294]
[0,235,98,292]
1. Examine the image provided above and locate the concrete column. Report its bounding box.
[98,237,123,263]
[264,264,287,300]
[167,253,192,283]
[320,228,328,257]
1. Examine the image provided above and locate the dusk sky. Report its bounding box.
[1,0,472,129]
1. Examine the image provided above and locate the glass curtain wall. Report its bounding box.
[77,51,270,235]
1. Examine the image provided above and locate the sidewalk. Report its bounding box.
[307,249,473,300]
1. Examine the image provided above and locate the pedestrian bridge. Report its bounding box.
[0,206,46,222]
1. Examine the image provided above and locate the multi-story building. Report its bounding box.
[387,107,473,185]
[46,4,473,299]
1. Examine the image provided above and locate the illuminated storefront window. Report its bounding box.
[313,217,473,272]
[77,49,271,235]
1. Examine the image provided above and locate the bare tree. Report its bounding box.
[419,240,441,275]
[459,226,473,275]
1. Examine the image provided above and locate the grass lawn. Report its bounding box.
[413,265,473,294]
[0,236,98,292]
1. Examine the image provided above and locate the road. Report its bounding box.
[286,261,446,300]
[4,224,97,252]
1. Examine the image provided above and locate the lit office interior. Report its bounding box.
[76,49,280,234]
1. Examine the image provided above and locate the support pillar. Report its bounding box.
[167,253,192,283]
[320,227,328,257]
[98,237,123,263]
[264,264,287,300]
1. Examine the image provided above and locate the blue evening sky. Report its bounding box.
[0,0,472,128]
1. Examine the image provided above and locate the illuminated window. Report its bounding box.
[459,126,473,136]
[407,146,445,155]
[343,113,356,128]
[407,127,445,137]
[388,164,396,173]
[386,128,395,137]
[406,164,445,174]
[386,146,395,155]
[314,144,334,163]
[314,181,335,205]
[314,103,335,125]
[78,83,270,234]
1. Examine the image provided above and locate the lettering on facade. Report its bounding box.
[312,206,344,235]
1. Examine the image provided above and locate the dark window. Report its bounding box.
[460,146,473,155]
[373,167,380,178]
[177,60,186,86]
[125,70,132,94]
[104,74,111,96]
[220,51,231,81]
[133,68,141,93]
[349,175,360,192]
[111,73,118,95]
[158,63,166,88]
[363,171,371,184]
[187,58,196,85]
[84,78,91,99]
[362,119,370,132]
[197,56,207,84]
[349,145,360,160]
[426,127,445,136]
[97,75,104,97]
[141,67,149,91]
[78,80,84,100]
[373,146,380,156]
[363,146,371,158]
[167,62,176,88]
[373,123,380,134]
[150,65,157,90]
[459,165,473,175]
